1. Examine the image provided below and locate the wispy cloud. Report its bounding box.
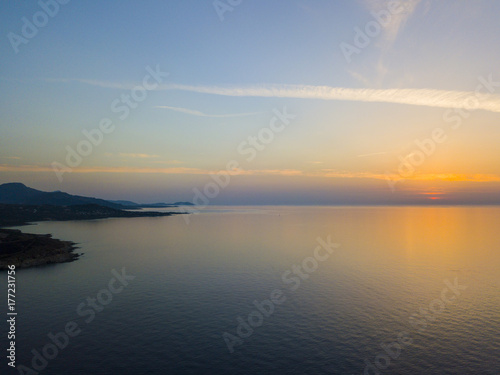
[151,160,183,165]
[42,77,131,90]
[0,164,300,177]
[348,70,371,86]
[357,151,389,158]
[160,83,500,113]
[105,152,160,159]
[3,164,500,184]
[40,78,500,113]
[155,105,262,118]
[365,0,422,51]
[361,0,422,82]
[0,164,207,175]
[118,153,159,159]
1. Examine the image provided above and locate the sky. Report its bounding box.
[1,0,500,205]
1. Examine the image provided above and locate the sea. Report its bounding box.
[2,206,499,374]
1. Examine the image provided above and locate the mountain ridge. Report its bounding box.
[0,182,125,208]
[0,183,194,208]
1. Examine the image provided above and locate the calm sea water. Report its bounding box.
[2,206,499,374]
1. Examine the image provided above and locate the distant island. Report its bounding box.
[0,183,187,270]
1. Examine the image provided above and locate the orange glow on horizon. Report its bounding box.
[2,164,500,184]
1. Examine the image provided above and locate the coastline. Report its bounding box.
[0,203,180,270]
[0,229,79,270]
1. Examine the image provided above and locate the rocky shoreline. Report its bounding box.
[0,203,179,270]
[0,229,79,270]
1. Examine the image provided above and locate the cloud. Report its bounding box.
[118,153,160,159]
[43,77,500,113]
[3,164,500,184]
[361,0,422,83]
[151,160,183,165]
[160,83,500,113]
[0,164,208,175]
[357,151,389,157]
[365,0,422,51]
[348,70,371,86]
[154,105,262,118]
[105,153,160,159]
[42,77,131,90]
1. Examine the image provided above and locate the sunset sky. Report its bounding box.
[1,0,500,204]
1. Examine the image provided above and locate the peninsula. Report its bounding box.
[0,183,185,270]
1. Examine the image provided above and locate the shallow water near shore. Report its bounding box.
[2,206,500,374]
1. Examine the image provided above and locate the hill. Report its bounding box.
[0,183,125,208]
[0,183,195,208]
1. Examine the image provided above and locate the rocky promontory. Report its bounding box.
[0,229,79,269]
[0,203,179,270]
